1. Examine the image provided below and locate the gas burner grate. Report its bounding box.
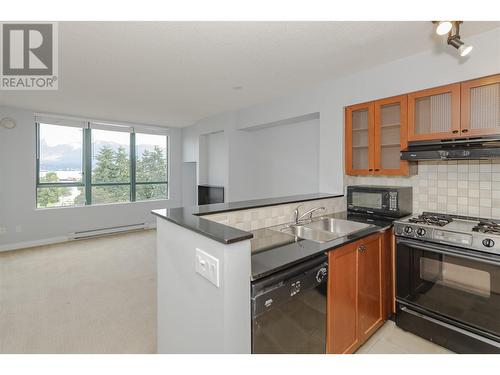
[409,213,453,227]
[472,221,500,235]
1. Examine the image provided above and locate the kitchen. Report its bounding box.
[0,11,499,374]
[155,60,500,354]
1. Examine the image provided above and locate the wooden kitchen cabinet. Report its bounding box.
[407,83,461,141]
[374,95,409,176]
[326,232,385,354]
[461,74,500,137]
[326,238,359,354]
[345,102,375,175]
[381,228,396,317]
[345,96,409,176]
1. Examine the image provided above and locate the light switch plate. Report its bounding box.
[195,248,220,287]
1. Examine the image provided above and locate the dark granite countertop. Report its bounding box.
[151,193,342,244]
[250,211,394,281]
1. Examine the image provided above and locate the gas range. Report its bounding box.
[394,212,500,255]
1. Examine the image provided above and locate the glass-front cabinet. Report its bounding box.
[374,95,409,175]
[407,74,500,140]
[461,75,500,136]
[345,96,409,176]
[345,102,375,175]
[407,83,461,141]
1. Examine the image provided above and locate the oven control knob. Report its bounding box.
[483,238,495,248]
[416,228,426,237]
[316,267,328,283]
[404,226,413,234]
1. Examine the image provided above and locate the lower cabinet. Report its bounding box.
[326,232,389,354]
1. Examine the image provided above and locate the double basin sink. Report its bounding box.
[270,217,373,243]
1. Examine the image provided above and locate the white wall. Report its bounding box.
[181,162,197,206]
[228,118,320,201]
[183,27,500,198]
[157,218,251,353]
[206,131,227,187]
[0,105,183,249]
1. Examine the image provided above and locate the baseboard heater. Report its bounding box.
[71,223,147,240]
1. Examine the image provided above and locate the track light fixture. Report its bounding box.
[435,21,452,36]
[433,21,473,57]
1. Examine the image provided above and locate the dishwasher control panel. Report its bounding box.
[251,256,328,318]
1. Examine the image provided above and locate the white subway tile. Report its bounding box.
[468,189,480,198]
[480,163,492,173]
[492,208,500,219]
[480,207,491,218]
[480,198,492,207]
[480,181,492,190]
[468,206,480,216]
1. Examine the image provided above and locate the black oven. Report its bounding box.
[347,185,412,218]
[396,238,500,353]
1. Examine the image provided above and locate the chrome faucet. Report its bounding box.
[294,204,326,224]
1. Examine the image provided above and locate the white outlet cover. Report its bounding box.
[195,248,220,287]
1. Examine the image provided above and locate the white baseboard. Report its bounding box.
[0,223,157,252]
[0,236,69,252]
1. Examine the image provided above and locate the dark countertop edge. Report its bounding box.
[151,210,254,244]
[151,193,343,245]
[193,193,343,216]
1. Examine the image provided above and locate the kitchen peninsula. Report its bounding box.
[152,192,394,353]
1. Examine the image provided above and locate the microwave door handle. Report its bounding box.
[398,238,500,267]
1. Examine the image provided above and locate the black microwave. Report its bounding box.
[346,185,412,218]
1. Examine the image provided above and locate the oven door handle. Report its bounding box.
[397,238,500,267]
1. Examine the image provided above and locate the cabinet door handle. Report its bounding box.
[462,129,469,133]
[452,130,459,134]
[368,169,373,172]
[374,169,380,171]
[358,244,366,253]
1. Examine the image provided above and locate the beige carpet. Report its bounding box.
[0,230,157,354]
[1,229,453,354]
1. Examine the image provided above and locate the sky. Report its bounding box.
[40,123,167,149]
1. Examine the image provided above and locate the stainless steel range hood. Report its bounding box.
[400,137,500,161]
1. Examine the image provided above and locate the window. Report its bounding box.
[91,128,131,204]
[36,119,169,208]
[135,133,168,201]
[37,123,85,208]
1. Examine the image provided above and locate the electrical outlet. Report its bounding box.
[195,248,220,287]
[15,225,22,233]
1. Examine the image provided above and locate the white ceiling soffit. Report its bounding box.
[0,21,498,127]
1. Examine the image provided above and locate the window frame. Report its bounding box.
[35,120,169,208]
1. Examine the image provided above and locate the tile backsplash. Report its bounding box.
[202,196,346,231]
[345,160,500,219]
[204,160,500,232]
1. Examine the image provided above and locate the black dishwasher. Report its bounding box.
[251,254,328,354]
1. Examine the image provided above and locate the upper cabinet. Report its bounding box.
[407,83,461,141]
[407,74,500,140]
[345,74,500,176]
[345,102,375,175]
[461,75,500,136]
[345,96,408,176]
[374,95,409,175]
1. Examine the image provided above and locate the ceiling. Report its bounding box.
[0,21,498,127]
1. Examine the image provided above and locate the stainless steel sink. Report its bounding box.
[304,218,371,236]
[271,217,373,244]
[280,225,341,243]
